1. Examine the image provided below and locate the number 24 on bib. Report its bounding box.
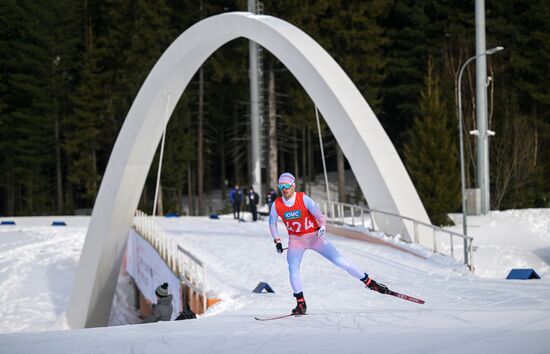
[286,216,315,233]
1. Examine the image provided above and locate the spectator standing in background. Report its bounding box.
[266,188,277,211]
[247,186,259,222]
[229,184,243,220]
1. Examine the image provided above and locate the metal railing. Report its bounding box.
[133,210,207,311]
[320,201,474,269]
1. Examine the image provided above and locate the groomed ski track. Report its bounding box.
[0,215,549,353]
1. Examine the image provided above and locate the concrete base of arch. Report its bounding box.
[66,12,431,329]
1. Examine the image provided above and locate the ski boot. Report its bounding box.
[361,274,389,294]
[292,292,307,315]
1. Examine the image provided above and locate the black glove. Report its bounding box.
[275,239,283,254]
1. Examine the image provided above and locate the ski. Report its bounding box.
[254,314,304,321]
[387,290,425,304]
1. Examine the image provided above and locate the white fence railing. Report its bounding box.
[320,201,474,270]
[133,210,207,311]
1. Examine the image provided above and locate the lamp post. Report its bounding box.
[457,46,503,236]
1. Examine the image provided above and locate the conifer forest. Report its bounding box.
[1,1,548,224]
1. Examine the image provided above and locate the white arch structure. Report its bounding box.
[67,12,431,328]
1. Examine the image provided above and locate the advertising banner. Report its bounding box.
[126,229,181,319]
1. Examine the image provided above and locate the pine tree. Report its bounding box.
[0,0,22,214]
[403,59,460,225]
[124,0,174,99]
[159,97,195,214]
[262,0,389,184]
[65,50,104,206]
[0,0,84,215]
[487,0,550,208]
[44,0,83,213]
[2,0,549,215]
[318,0,389,111]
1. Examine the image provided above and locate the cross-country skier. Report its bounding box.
[268,172,388,315]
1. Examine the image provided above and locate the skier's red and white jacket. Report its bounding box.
[269,192,325,238]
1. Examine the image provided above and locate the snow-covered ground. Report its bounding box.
[0,210,549,353]
[448,209,550,279]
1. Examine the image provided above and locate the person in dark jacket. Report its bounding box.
[141,283,173,323]
[229,184,243,220]
[247,186,259,221]
[266,188,277,211]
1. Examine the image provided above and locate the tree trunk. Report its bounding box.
[220,138,227,202]
[65,180,74,214]
[197,67,204,215]
[337,144,346,203]
[84,0,89,50]
[55,117,63,213]
[50,51,63,213]
[293,127,299,179]
[267,59,278,189]
[7,153,15,215]
[140,184,148,212]
[302,125,307,192]
[177,186,182,214]
[187,162,194,216]
[232,104,241,185]
[491,102,538,209]
[307,126,313,195]
[157,182,164,216]
[27,180,33,214]
[247,114,252,187]
[92,149,97,200]
[279,146,285,174]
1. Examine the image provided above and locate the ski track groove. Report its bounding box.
[0,226,83,332]
[335,240,550,311]
[167,222,550,316]
[0,237,65,303]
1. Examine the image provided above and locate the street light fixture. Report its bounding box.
[457,46,503,237]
